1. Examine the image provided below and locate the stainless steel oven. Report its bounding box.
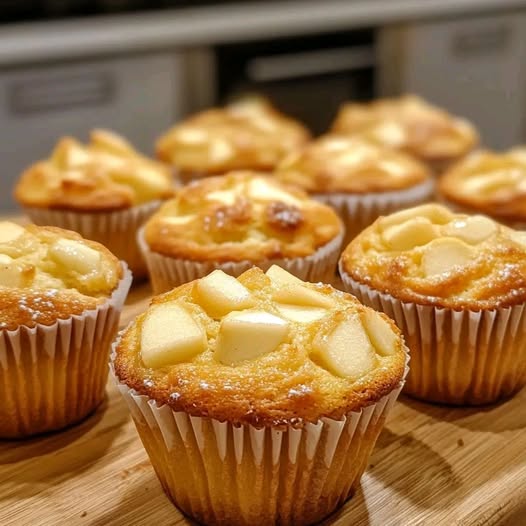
[214,29,376,134]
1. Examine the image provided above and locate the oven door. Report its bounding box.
[215,30,376,134]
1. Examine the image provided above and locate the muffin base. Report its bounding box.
[340,267,526,405]
[0,264,132,438]
[138,228,343,295]
[24,202,162,279]
[315,178,434,247]
[110,338,408,526]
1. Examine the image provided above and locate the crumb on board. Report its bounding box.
[457,438,464,447]
[80,511,87,518]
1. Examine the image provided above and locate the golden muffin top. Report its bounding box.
[14,130,175,212]
[439,149,526,223]
[155,98,311,175]
[341,204,526,310]
[275,134,431,193]
[331,95,478,163]
[114,266,406,426]
[0,221,122,330]
[143,171,342,262]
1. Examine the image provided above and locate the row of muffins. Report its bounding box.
[2,201,526,524]
[4,95,526,525]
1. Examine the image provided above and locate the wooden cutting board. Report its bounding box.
[1,281,526,526]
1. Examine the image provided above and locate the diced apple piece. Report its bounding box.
[49,239,101,274]
[443,216,497,244]
[209,139,234,163]
[248,178,301,206]
[0,255,26,288]
[215,310,289,365]
[141,302,207,368]
[206,190,238,205]
[91,129,135,156]
[462,172,515,194]
[266,265,333,308]
[422,237,473,277]
[275,304,327,323]
[0,222,25,244]
[312,314,377,380]
[361,310,397,356]
[195,270,254,317]
[380,204,454,229]
[382,217,436,251]
[161,215,195,226]
[51,138,91,168]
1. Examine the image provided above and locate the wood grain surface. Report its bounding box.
[1,280,526,526]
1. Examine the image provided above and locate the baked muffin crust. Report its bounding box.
[0,221,122,330]
[439,148,526,223]
[156,98,310,175]
[14,130,174,212]
[331,95,478,163]
[113,266,406,427]
[143,171,342,262]
[275,134,431,193]
[341,204,526,310]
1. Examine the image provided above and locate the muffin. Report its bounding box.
[139,171,344,294]
[0,221,131,438]
[156,98,310,181]
[111,265,408,526]
[339,203,526,405]
[14,129,175,277]
[438,148,526,227]
[275,134,434,245]
[331,95,479,174]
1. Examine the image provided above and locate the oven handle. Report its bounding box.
[245,46,375,83]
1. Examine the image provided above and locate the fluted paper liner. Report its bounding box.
[110,335,408,526]
[138,228,344,294]
[315,179,435,247]
[0,265,132,438]
[340,267,526,405]
[24,201,162,278]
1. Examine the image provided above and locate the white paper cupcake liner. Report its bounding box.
[0,264,132,438]
[339,267,526,405]
[110,333,408,526]
[24,201,162,278]
[315,178,435,247]
[138,228,344,295]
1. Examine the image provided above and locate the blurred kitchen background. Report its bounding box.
[1,0,526,210]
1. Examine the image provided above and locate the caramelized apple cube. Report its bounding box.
[443,215,497,244]
[0,222,25,244]
[49,239,101,274]
[382,217,437,250]
[215,310,289,365]
[422,237,473,276]
[275,304,327,323]
[361,310,397,356]
[195,270,254,317]
[312,314,377,380]
[141,302,207,368]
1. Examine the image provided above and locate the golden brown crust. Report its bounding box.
[113,269,406,428]
[155,98,311,175]
[14,130,175,212]
[275,134,431,193]
[331,95,478,163]
[341,204,526,310]
[438,149,526,223]
[143,171,343,262]
[0,223,122,330]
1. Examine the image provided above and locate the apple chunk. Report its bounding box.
[382,217,436,251]
[266,265,333,308]
[312,314,377,380]
[443,216,496,244]
[275,304,327,323]
[0,254,27,287]
[0,222,25,244]
[141,302,207,368]
[361,310,397,356]
[49,239,101,274]
[215,310,289,365]
[194,270,254,317]
[422,237,473,276]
